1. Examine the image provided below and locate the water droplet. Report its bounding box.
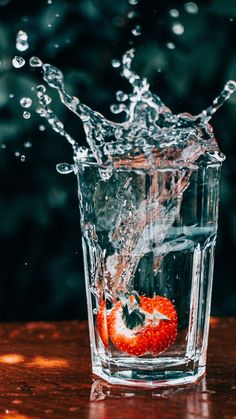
[54,44,60,49]
[15,151,20,157]
[56,163,74,174]
[20,97,32,108]
[184,2,198,14]
[1,143,6,149]
[39,124,46,131]
[47,0,53,3]
[20,154,26,162]
[166,42,176,50]
[9,94,14,98]
[116,90,128,102]
[172,22,185,35]
[110,104,126,114]
[48,23,52,28]
[169,9,179,18]
[55,13,60,17]
[128,0,138,4]
[29,56,43,67]
[229,18,234,22]
[16,30,29,52]
[111,59,121,68]
[24,141,32,148]
[127,10,138,19]
[23,111,31,119]
[12,56,25,68]
[131,24,142,36]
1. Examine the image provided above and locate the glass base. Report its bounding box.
[92,359,206,388]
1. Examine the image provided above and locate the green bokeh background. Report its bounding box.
[0,0,236,320]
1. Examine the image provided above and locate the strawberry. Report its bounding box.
[97,300,109,349]
[106,292,177,357]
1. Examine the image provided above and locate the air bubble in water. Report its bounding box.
[131,25,142,36]
[23,111,31,119]
[166,42,176,50]
[20,97,32,108]
[16,30,29,52]
[20,155,26,162]
[12,56,25,68]
[172,23,184,35]
[29,56,43,67]
[24,141,32,148]
[169,9,179,18]
[111,59,121,68]
[184,2,198,14]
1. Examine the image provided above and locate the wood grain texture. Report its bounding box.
[0,318,235,418]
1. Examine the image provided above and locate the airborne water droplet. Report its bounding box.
[29,56,43,67]
[184,2,198,14]
[20,155,26,162]
[39,124,46,131]
[56,163,74,174]
[111,59,121,68]
[172,22,185,35]
[128,0,138,4]
[16,30,29,52]
[24,141,32,148]
[127,10,138,19]
[12,56,25,68]
[131,24,142,36]
[23,111,31,119]
[169,9,179,18]
[166,42,176,50]
[20,97,32,108]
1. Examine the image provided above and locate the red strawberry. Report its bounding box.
[107,294,177,357]
[97,300,109,349]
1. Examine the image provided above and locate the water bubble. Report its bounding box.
[172,23,184,35]
[12,56,25,68]
[128,0,138,4]
[116,91,128,102]
[131,24,142,36]
[16,30,29,52]
[39,124,46,131]
[111,59,121,68]
[166,42,176,50]
[24,141,32,148]
[23,111,31,119]
[20,155,26,162]
[29,56,43,67]
[184,2,198,14]
[169,9,179,18]
[20,97,32,108]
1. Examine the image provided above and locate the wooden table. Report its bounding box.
[0,318,235,419]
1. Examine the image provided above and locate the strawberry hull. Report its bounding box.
[77,159,222,387]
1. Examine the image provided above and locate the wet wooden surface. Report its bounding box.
[0,318,235,419]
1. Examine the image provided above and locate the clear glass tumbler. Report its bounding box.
[76,155,222,387]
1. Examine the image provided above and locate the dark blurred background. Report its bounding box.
[0,0,236,321]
